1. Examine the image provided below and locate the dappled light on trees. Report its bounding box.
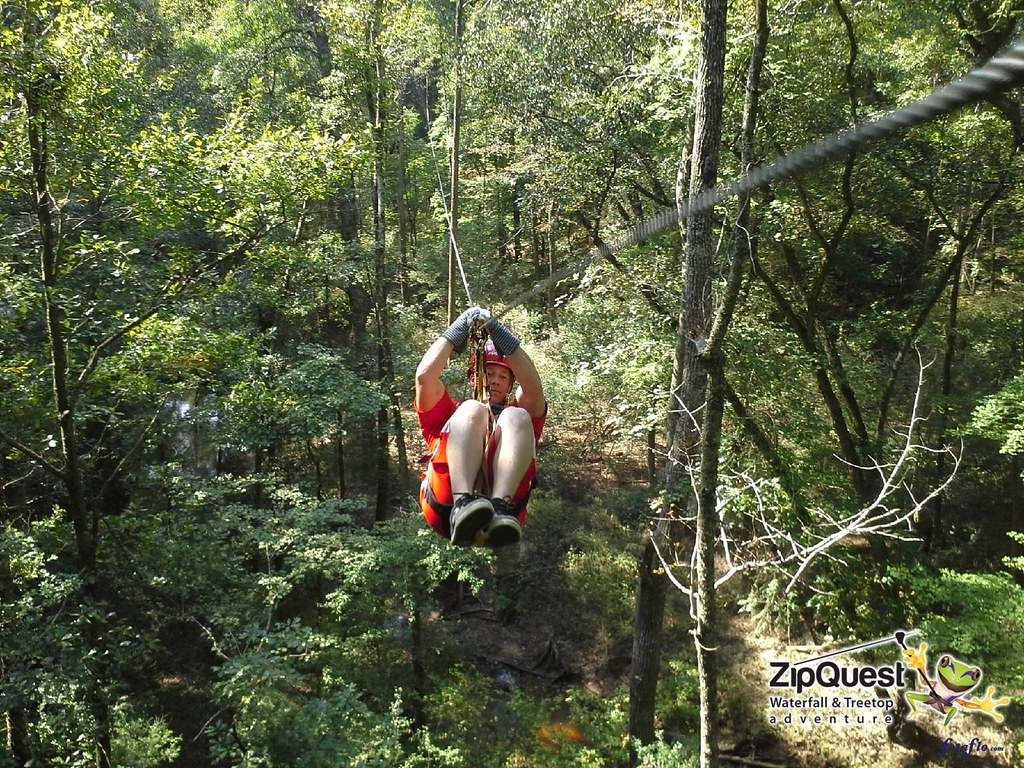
[2,0,1024,766]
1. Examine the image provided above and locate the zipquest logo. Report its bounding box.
[766,630,1011,735]
[769,656,907,695]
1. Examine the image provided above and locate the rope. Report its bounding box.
[424,77,475,307]
[492,40,1024,320]
[895,633,946,708]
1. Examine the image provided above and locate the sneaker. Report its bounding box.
[450,495,494,546]
[483,498,522,547]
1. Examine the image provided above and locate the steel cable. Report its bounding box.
[492,40,1024,319]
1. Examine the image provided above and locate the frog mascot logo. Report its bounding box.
[897,632,1009,730]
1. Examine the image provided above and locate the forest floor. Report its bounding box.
[436,417,1024,767]
[156,411,1022,767]
[444,554,1022,767]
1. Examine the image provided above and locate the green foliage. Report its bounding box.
[281,344,384,434]
[5,0,1024,763]
[656,659,700,740]
[421,664,499,762]
[895,565,1024,687]
[0,515,106,768]
[737,574,808,634]
[546,281,671,453]
[512,491,638,634]
[111,703,182,767]
[528,687,631,767]
[85,465,500,766]
[180,496,494,764]
[563,536,637,640]
[632,734,699,768]
[210,657,409,767]
[431,684,633,768]
[210,110,364,231]
[1004,531,1024,575]
[970,368,1024,456]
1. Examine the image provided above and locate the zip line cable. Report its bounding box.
[490,40,1024,322]
[424,79,474,307]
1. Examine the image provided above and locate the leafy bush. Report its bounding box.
[632,732,699,768]
[111,704,182,767]
[656,659,701,739]
[1005,531,1024,575]
[895,565,1024,687]
[970,368,1024,456]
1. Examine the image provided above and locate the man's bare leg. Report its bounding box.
[485,407,534,546]
[443,401,494,544]
[445,401,490,495]
[489,406,535,501]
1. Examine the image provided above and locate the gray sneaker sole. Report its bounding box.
[451,500,494,545]
[484,515,522,547]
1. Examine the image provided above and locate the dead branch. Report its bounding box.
[652,352,961,596]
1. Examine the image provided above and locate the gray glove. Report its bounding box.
[485,316,520,357]
[441,306,491,352]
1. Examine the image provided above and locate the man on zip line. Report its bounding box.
[415,307,547,547]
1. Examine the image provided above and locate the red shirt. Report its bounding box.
[417,389,546,451]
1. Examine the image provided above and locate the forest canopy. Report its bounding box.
[2,0,1024,766]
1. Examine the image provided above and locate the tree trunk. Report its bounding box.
[628,536,668,758]
[686,3,728,765]
[369,0,391,521]
[531,203,543,283]
[547,199,558,316]
[695,351,724,768]
[629,2,728,764]
[693,1,769,764]
[0,649,32,764]
[336,411,347,499]
[929,246,964,548]
[511,174,525,264]
[24,33,112,768]
[396,115,414,305]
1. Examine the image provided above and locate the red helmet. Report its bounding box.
[467,341,513,381]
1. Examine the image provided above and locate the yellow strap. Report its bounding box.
[470,320,488,403]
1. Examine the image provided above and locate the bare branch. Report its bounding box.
[656,352,961,599]
[0,427,68,483]
[95,407,164,502]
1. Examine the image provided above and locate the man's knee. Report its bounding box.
[498,405,531,427]
[451,400,489,429]
[496,405,532,434]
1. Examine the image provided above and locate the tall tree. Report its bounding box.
[367,0,392,520]
[675,2,728,765]
[629,1,729,765]
[1,3,145,761]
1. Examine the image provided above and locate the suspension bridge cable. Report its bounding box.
[491,40,1024,320]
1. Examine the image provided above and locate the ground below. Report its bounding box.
[434,419,1023,767]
